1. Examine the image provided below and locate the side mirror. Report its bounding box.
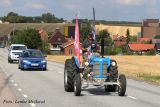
[8,48,11,51]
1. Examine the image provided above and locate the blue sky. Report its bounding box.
[0,0,160,22]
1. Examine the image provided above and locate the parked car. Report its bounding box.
[18,49,47,70]
[8,44,27,63]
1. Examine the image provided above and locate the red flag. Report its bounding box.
[74,16,80,64]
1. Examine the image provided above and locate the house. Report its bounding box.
[138,38,152,43]
[128,44,155,53]
[141,19,160,38]
[48,28,67,54]
[112,35,126,48]
[38,29,48,43]
[60,39,82,56]
[152,39,160,53]
[114,41,126,48]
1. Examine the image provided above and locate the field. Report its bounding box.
[96,24,141,36]
[47,55,160,84]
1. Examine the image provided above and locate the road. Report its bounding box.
[0,48,160,107]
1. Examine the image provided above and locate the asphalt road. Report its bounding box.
[0,48,160,107]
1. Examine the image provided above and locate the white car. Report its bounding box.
[8,44,27,63]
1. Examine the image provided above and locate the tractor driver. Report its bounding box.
[82,33,99,61]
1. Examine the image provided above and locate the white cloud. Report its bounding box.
[0,0,12,7]
[63,3,82,10]
[116,0,157,6]
[30,3,46,9]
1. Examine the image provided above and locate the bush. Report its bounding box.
[146,49,156,55]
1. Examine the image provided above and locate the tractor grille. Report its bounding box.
[93,62,107,76]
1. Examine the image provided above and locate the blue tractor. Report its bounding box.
[64,42,126,96]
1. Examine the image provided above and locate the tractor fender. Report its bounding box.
[72,56,80,68]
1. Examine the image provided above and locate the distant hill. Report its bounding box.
[0,23,66,36]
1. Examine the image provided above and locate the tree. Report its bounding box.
[154,35,160,39]
[130,36,137,43]
[80,23,92,42]
[10,28,42,49]
[98,30,112,46]
[126,29,130,44]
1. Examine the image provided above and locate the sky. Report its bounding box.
[0,0,160,22]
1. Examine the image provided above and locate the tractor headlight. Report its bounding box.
[111,61,116,66]
[85,62,89,66]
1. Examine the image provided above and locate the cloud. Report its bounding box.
[0,0,12,7]
[30,3,46,9]
[63,3,83,10]
[116,0,156,6]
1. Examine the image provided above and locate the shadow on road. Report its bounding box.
[0,74,14,96]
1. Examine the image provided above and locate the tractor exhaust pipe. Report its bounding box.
[101,35,105,58]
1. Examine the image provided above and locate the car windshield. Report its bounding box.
[12,46,27,50]
[24,50,43,57]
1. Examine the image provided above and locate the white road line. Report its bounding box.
[18,88,22,92]
[127,96,137,100]
[58,71,63,74]
[11,80,14,83]
[30,103,36,107]
[14,83,18,87]
[23,94,28,98]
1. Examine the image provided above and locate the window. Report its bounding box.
[68,49,72,55]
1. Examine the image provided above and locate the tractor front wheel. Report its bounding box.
[74,73,81,96]
[118,74,126,96]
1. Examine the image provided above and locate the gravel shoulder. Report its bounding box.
[0,70,20,107]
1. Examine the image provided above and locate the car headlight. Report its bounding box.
[23,60,29,63]
[41,60,46,63]
[111,61,116,66]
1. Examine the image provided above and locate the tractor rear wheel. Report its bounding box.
[74,73,81,96]
[64,59,77,92]
[118,74,126,96]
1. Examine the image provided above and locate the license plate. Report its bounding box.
[31,63,39,66]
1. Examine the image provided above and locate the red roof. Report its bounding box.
[60,39,75,48]
[114,41,126,47]
[112,35,119,41]
[138,38,152,43]
[128,44,155,51]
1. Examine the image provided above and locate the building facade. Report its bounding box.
[141,19,160,38]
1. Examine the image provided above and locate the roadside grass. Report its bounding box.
[47,55,160,84]
[137,73,160,83]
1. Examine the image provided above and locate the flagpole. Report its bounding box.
[92,8,96,40]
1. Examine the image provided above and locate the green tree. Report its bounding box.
[80,23,92,42]
[130,36,137,43]
[126,29,130,44]
[154,35,160,39]
[11,28,42,49]
[98,30,112,46]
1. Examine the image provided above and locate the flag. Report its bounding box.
[74,16,80,64]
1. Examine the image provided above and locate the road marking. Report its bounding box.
[23,94,28,98]
[58,71,63,74]
[11,80,14,83]
[18,88,22,92]
[30,103,36,107]
[14,83,18,87]
[127,96,137,100]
